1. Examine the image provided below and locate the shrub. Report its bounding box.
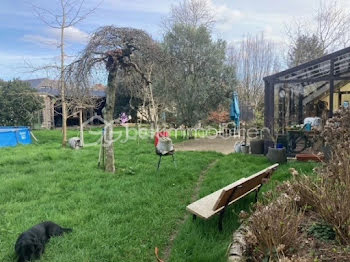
[290,157,350,245]
[278,256,311,262]
[289,108,350,245]
[322,107,350,153]
[0,79,43,126]
[245,194,304,261]
[307,222,336,241]
[206,110,230,125]
[243,108,350,260]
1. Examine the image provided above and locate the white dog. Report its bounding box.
[68,137,81,149]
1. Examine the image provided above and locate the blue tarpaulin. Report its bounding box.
[0,127,32,147]
[230,92,240,128]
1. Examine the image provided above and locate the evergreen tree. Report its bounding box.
[288,34,326,67]
[163,24,235,128]
[0,79,43,126]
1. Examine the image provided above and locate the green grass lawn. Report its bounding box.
[0,128,316,261]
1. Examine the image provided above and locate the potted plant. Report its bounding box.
[250,127,264,155]
[240,122,250,154]
[250,138,264,154]
[265,129,287,164]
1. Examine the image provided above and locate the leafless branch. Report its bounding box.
[31,0,101,29]
[228,32,280,111]
[285,0,350,56]
[162,0,215,31]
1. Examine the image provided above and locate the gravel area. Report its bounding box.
[175,137,240,155]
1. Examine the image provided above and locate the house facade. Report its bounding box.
[25,78,106,129]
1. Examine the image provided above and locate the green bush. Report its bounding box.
[307,223,336,241]
[0,79,43,126]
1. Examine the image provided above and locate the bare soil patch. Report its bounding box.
[175,137,239,155]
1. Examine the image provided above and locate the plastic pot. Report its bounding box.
[267,147,287,164]
[250,139,264,154]
[234,142,242,153]
[264,140,274,155]
[240,145,250,154]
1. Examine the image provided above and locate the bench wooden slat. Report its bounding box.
[186,178,246,219]
[186,185,261,220]
[213,163,279,211]
[186,164,279,220]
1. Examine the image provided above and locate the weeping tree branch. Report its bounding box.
[67,26,158,173]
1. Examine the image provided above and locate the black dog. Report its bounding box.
[15,221,72,262]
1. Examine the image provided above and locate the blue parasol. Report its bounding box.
[230,92,240,128]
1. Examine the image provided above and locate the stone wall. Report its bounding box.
[41,95,54,129]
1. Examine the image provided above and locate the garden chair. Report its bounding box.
[154,131,176,171]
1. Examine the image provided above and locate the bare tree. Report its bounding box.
[32,0,97,147]
[228,33,280,119]
[124,73,160,129]
[315,0,350,51]
[162,0,215,30]
[69,26,156,173]
[286,0,350,59]
[122,41,168,130]
[64,80,102,147]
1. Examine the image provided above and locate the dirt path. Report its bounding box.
[175,137,239,155]
[161,159,219,261]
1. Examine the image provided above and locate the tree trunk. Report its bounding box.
[148,82,158,131]
[62,99,67,147]
[104,70,118,173]
[188,128,194,139]
[147,103,154,129]
[79,108,84,147]
[147,67,158,131]
[60,2,67,147]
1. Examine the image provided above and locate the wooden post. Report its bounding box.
[298,93,303,124]
[329,59,335,118]
[286,86,291,127]
[98,129,105,168]
[79,107,84,147]
[264,79,275,132]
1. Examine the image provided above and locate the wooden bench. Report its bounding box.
[186,163,279,231]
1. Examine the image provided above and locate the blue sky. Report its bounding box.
[1,0,349,80]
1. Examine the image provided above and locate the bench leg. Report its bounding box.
[218,187,239,232]
[192,214,197,221]
[255,186,261,203]
[157,155,162,171]
[218,209,225,231]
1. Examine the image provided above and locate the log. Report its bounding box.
[228,224,248,262]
